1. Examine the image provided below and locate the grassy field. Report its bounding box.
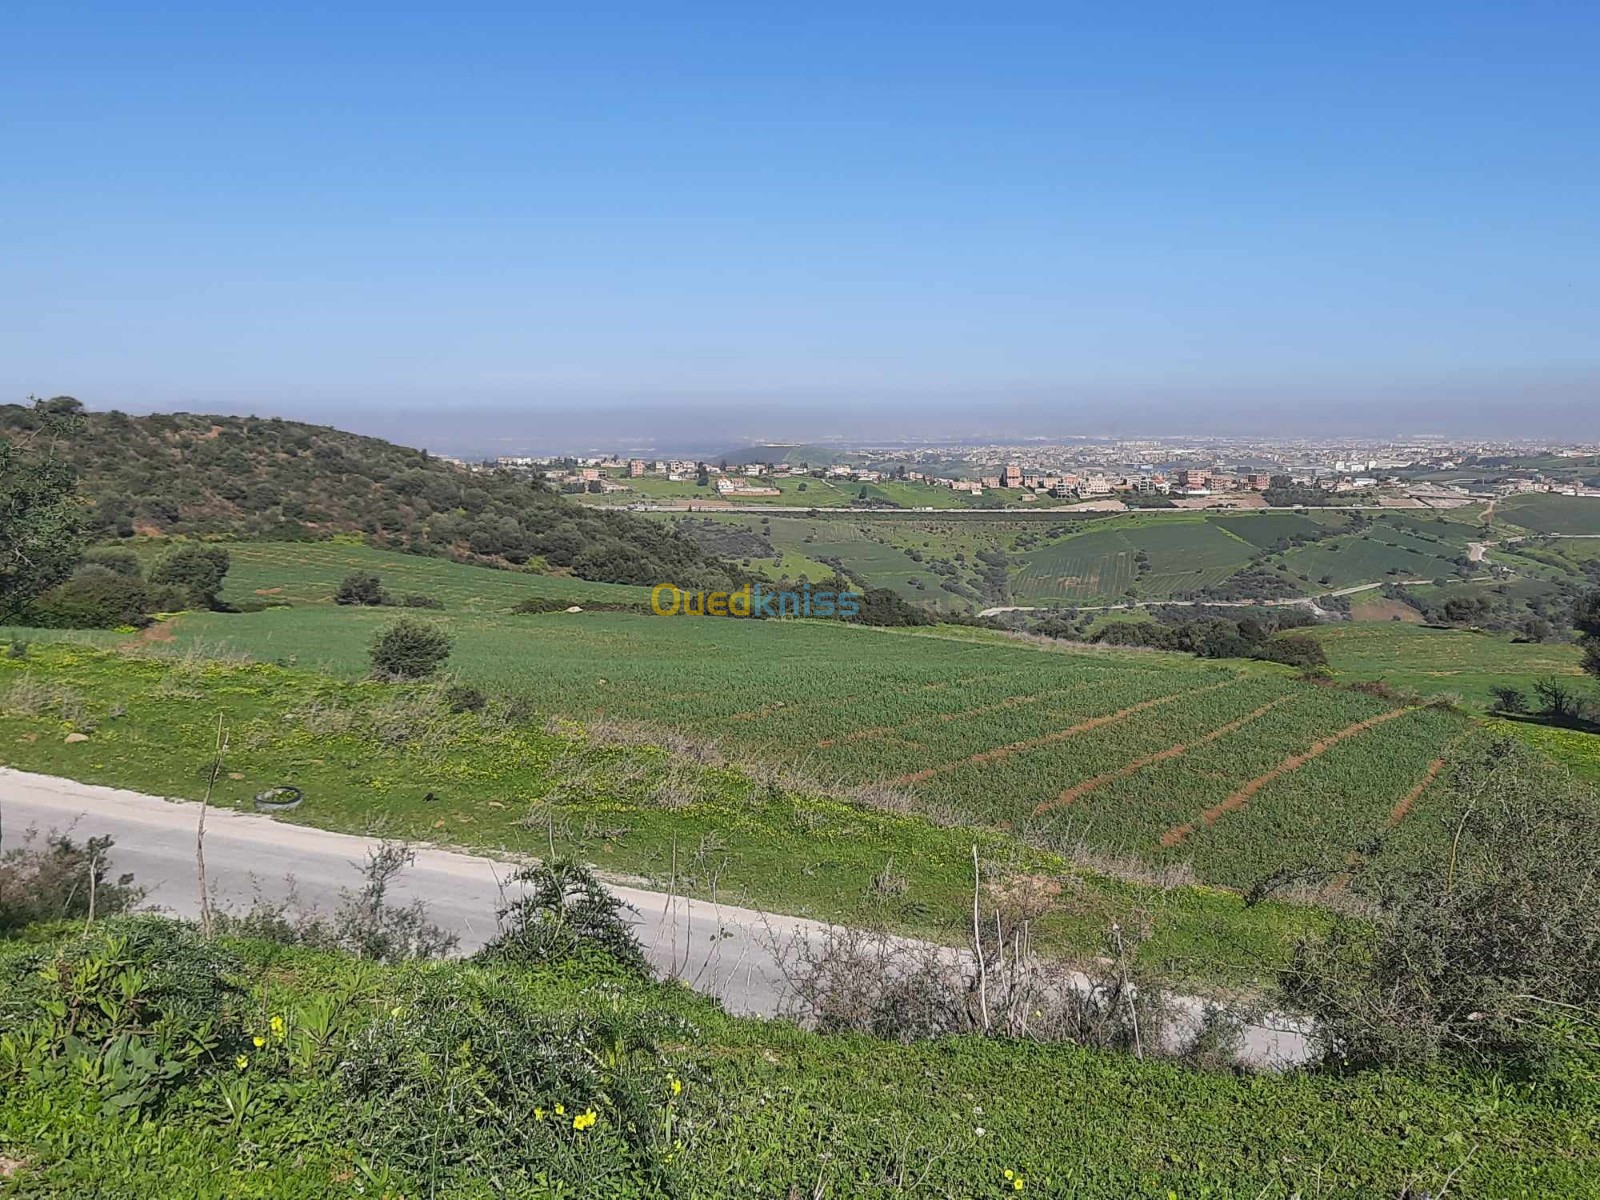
[5,543,1523,896]
[1305,622,1589,708]
[211,539,656,610]
[123,606,1484,891]
[0,642,1321,984]
[1495,493,1600,535]
[659,507,1529,613]
[5,925,1589,1198]
[1011,517,1255,603]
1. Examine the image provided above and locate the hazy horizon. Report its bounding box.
[30,375,1593,459]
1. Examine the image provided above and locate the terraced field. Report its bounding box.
[43,544,1492,892]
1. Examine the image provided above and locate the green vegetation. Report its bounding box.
[0,642,1322,983]
[3,915,1592,1198]
[369,616,453,679]
[1496,493,1600,536]
[214,539,653,610]
[1305,622,1587,708]
[0,535,1490,895]
[0,405,86,621]
[0,397,740,591]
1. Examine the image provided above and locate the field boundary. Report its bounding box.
[1036,693,1298,815]
[1159,705,1417,848]
[816,682,1101,748]
[886,680,1235,788]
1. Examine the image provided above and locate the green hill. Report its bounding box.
[1,397,740,590]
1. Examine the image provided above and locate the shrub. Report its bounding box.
[1281,739,1600,1073]
[81,547,143,577]
[334,570,385,605]
[849,587,935,627]
[0,832,142,933]
[215,842,457,963]
[149,544,230,609]
[1254,634,1328,669]
[1489,685,1528,714]
[0,917,242,1115]
[336,971,684,1195]
[26,564,157,629]
[369,617,452,680]
[444,682,487,713]
[476,860,648,976]
[395,592,444,609]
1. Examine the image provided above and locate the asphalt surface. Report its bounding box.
[1,766,1311,1067]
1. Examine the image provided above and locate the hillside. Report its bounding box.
[4,397,739,589]
[1,917,1590,1198]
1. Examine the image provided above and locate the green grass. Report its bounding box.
[1011,517,1254,603]
[212,540,654,611]
[1496,493,1600,536]
[1305,622,1589,708]
[149,604,1469,893]
[4,927,1591,1199]
[4,539,1512,896]
[1497,719,1600,785]
[1270,527,1469,591]
[1209,511,1331,547]
[0,642,1321,985]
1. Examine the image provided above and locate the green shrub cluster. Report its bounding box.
[0,399,742,591]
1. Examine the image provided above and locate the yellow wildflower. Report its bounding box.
[253,1035,266,1049]
[534,1107,546,1121]
[390,1006,404,1018]
[554,1103,565,1116]
[572,1108,598,1131]
[235,1055,249,1070]
[670,1076,683,1097]
[270,1016,286,1039]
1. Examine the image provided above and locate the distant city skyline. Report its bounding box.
[5,3,1597,442]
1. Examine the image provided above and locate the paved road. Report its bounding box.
[1,767,1311,1067]
[0,767,808,1017]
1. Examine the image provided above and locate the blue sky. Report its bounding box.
[3,2,1597,440]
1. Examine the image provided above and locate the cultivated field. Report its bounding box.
[40,542,1511,892]
[1011,518,1254,603]
[1496,493,1600,536]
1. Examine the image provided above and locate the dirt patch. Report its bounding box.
[985,872,1063,921]
[254,586,285,596]
[1160,705,1416,848]
[1387,757,1445,828]
[0,1156,23,1178]
[1348,597,1422,623]
[1038,694,1296,814]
